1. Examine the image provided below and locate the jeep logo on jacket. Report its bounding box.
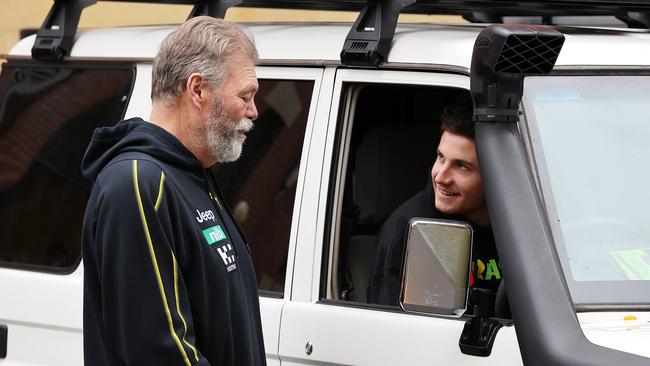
[196,209,216,223]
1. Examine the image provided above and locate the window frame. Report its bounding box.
[247,65,325,299]
[319,68,471,309]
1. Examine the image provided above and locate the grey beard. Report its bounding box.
[206,116,254,163]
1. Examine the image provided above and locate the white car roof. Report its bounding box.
[8,22,650,70]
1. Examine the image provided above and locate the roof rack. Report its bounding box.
[32,0,650,62]
[340,0,650,66]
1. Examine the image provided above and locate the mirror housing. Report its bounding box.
[400,218,472,317]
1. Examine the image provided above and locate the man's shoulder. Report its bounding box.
[377,188,437,239]
[95,155,166,195]
[389,188,440,223]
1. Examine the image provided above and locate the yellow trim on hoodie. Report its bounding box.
[173,253,200,361]
[132,160,192,366]
[154,171,166,212]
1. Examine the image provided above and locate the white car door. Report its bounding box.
[278,69,523,366]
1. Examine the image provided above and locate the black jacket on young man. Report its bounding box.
[81,118,266,366]
[367,181,500,306]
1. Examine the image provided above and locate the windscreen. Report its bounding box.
[523,75,650,306]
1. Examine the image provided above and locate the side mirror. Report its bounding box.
[400,218,506,357]
[400,218,472,317]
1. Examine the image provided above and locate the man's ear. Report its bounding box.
[186,73,207,108]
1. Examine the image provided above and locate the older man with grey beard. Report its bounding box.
[80,16,266,366]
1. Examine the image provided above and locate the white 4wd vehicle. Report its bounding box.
[1,0,650,365]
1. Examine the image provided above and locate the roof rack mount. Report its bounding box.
[32,0,96,61]
[340,0,415,67]
[188,0,241,19]
[31,0,233,61]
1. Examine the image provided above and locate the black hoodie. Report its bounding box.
[367,179,499,306]
[81,118,266,366]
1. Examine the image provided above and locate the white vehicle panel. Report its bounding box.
[0,322,82,365]
[290,67,337,302]
[579,312,650,358]
[0,266,83,365]
[0,266,82,328]
[259,298,283,366]
[279,302,521,366]
[124,64,154,120]
[559,31,650,67]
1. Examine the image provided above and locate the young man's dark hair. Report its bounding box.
[439,94,474,138]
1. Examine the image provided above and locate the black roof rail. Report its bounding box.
[340,0,650,66]
[229,0,650,16]
[31,0,232,61]
[617,11,650,28]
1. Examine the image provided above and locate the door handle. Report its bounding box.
[0,324,7,358]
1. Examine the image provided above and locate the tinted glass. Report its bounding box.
[214,79,314,294]
[0,64,134,271]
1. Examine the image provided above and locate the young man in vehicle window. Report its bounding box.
[81,17,265,366]
[367,96,501,306]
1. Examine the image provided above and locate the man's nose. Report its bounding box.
[246,99,258,121]
[434,163,452,185]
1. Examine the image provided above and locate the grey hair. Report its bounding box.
[151,16,259,105]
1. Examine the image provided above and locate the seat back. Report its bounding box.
[346,124,436,302]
